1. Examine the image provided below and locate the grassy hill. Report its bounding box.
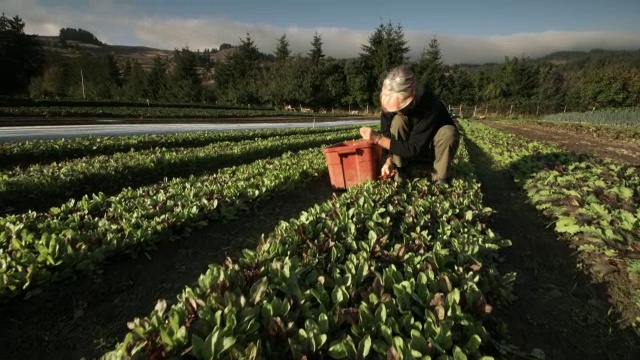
[36,35,241,71]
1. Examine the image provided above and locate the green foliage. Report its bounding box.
[0,130,359,297]
[0,126,353,169]
[359,21,410,108]
[343,57,374,109]
[0,104,352,118]
[308,32,325,65]
[360,21,410,81]
[215,33,262,104]
[103,141,515,359]
[541,108,640,126]
[441,67,476,106]
[121,60,147,101]
[466,123,640,324]
[168,47,202,103]
[580,67,640,108]
[0,13,44,96]
[146,56,169,101]
[415,37,444,95]
[274,34,290,62]
[58,27,104,46]
[8,15,640,113]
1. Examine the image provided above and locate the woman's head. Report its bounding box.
[380,65,416,113]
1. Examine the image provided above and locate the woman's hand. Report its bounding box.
[359,127,378,143]
[381,159,396,177]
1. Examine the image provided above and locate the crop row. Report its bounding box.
[0,130,358,214]
[0,126,355,170]
[514,120,640,145]
[466,123,640,325]
[540,108,640,127]
[104,141,517,359]
[0,106,353,119]
[0,141,356,298]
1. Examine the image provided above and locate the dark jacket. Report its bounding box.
[380,85,456,159]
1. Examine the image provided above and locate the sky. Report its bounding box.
[3,0,640,64]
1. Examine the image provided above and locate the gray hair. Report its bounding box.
[383,65,416,93]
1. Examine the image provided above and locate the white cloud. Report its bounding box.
[132,17,640,64]
[4,0,640,64]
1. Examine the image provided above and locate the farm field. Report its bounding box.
[1,121,639,360]
[483,120,640,165]
[0,105,356,119]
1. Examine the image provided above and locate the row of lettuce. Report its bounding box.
[0,128,361,214]
[102,141,517,359]
[540,108,640,127]
[0,130,360,298]
[0,106,356,119]
[466,123,640,327]
[0,126,350,169]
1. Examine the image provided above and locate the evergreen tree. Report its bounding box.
[415,37,445,94]
[275,34,290,62]
[146,56,169,101]
[214,33,262,104]
[59,28,104,46]
[169,47,202,102]
[441,68,475,105]
[122,60,147,101]
[360,21,409,79]
[536,63,566,111]
[0,14,44,95]
[359,21,410,107]
[308,32,325,65]
[343,57,374,108]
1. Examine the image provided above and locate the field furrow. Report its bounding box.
[465,122,640,327]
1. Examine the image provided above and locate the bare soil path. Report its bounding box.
[483,121,640,165]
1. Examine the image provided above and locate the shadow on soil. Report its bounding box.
[465,138,640,360]
[0,176,336,360]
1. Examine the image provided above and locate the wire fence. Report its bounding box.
[444,103,618,119]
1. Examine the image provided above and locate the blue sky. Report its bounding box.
[6,0,640,63]
[35,0,640,35]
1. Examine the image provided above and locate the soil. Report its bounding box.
[466,139,640,360]
[483,121,640,165]
[0,176,336,360]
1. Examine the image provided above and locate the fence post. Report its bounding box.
[473,105,477,118]
[536,105,539,116]
[459,104,463,117]
[485,105,488,117]
[509,105,513,117]
[564,105,567,113]
[81,69,86,99]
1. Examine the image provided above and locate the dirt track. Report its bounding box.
[483,121,640,165]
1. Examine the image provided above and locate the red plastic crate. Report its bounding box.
[322,140,382,190]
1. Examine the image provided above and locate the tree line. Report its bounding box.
[2,14,639,113]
